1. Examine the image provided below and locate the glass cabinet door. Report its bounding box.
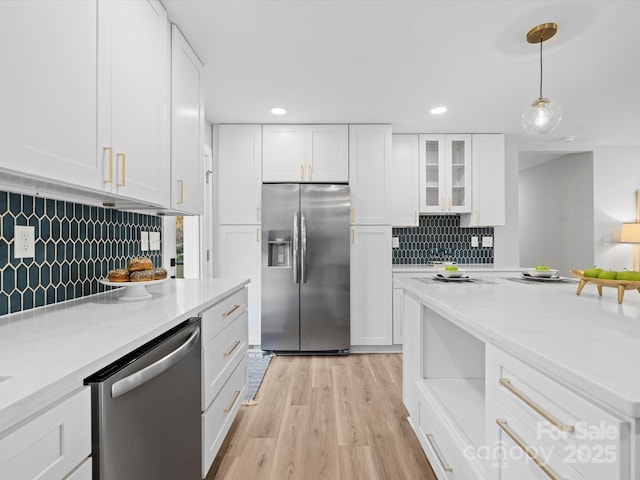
[418,135,445,213]
[446,134,471,213]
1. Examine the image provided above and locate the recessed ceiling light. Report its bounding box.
[430,106,447,115]
[271,107,287,115]
[563,136,576,142]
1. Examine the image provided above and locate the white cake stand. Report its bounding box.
[99,278,167,301]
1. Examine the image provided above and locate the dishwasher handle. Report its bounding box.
[111,326,200,399]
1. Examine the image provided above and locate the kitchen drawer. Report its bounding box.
[203,310,248,411]
[486,345,630,480]
[486,393,588,480]
[202,356,247,478]
[64,457,92,480]
[0,387,91,480]
[200,287,247,345]
[416,382,484,480]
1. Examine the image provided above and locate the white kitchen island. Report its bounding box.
[0,278,249,479]
[396,274,640,480]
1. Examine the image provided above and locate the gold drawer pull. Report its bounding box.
[440,197,444,211]
[222,304,240,317]
[496,419,559,480]
[448,197,452,211]
[177,179,184,204]
[224,340,241,357]
[351,208,356,223]
[223,390,241,413]
[299,164,304,180]
[499,378,574,432]
[425,433,453,473]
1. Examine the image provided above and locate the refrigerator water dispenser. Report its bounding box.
[267,232,291,268]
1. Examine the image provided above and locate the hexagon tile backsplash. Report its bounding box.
[0,191,162,315]
[392,215,494,264]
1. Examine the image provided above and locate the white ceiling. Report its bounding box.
[163,0,640,150]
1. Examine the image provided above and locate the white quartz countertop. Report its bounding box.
[395,275,640,417]
[0,278,248,432]
[392,264,523,274]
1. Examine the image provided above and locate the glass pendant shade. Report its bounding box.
[521,97,563,135]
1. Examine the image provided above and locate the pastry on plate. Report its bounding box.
[153,267,167,280]
[130,270,156,282]
[108,268,130,282]
[128,256,153,272]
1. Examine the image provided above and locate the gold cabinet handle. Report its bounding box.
[496,419,559,480]
[223,390,241,413]
[223,340,241,357]
[425,434,453,473]
[307,164,312,180]
[414,211,418,226]
[177,179,184,204]
[448,197,452,211]
[256,208,261,222]
[499,378,574,432]
[257,228,260,242]
[103,147,113,183]
[351,229,355,244]
[475,210,479,224]
[116,153,126,187]
[299,164,304,180]
[351,208,356,223]
[440,197,444,212]
[222,304,240,317]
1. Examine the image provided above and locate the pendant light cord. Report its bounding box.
[539,36,544,99]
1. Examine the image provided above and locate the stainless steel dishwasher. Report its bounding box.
[85,318,201,480]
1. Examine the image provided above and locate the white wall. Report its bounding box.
[519,152,594,275]
[593,146,640,270]
[494,140,519,266]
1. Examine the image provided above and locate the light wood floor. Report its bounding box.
[206,353,436,480]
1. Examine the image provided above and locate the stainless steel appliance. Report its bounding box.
[85,318,201,480]
[261,184,350,353]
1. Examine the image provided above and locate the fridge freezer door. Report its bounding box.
[261,184,301,351]
[300,184,350,351]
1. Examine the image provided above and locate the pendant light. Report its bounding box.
[522,23,562,135]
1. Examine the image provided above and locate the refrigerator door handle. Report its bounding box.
[293,211,299,284]
[301,212,307,284]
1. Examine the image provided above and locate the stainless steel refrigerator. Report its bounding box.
[261,184,350,353]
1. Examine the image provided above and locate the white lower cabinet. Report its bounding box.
[64,458,92,480]
[392,287,404,344]
[350,225,392,345]
[200,287,249,478]
[0,388,91,480]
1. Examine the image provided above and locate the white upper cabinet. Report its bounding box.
[98,0,170,206]
[419,134,471,214]
[0,1,101,189]
[170,25,204,215]
[460,134,505,227]
[218,125,262,224]
[349,125,392,225]
[391,134,420,226]
[262,125,348,183]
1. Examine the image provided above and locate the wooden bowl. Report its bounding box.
[569,269,640,304]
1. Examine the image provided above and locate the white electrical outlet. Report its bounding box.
[14,225,35,258]
[482,236,493,248]
[149,231,161,251]
[392,236,400,248]
[471,236,479,248]
[140,231,149,252]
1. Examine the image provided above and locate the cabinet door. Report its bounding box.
[461,134,505,226]
[445,134,472,213]
[171,25,204,214]
[218,125,262,224]
[98,0,170,206]
[349,125,392,225]
[0,1,101,189]
[262,125,306,182]
[418,134,446,213]
[305,125,348,182]
[350,225,392,345]
[391,134,420,226]
[216,226,261,345]
[392,287,404,344]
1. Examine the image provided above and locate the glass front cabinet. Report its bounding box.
[418,134,471,213]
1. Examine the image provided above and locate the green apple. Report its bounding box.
[444,265,459,271]
[535,265,550,271]
[616,270,640,281]
[583,268,603,278]
[597,270,618,280]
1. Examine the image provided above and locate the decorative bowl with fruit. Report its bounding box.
[436,265,466,278]
[523,265,559,278]
[569,268,640,304]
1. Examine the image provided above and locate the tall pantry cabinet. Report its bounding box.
[349,125,393,346]
[215,125,263,345]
